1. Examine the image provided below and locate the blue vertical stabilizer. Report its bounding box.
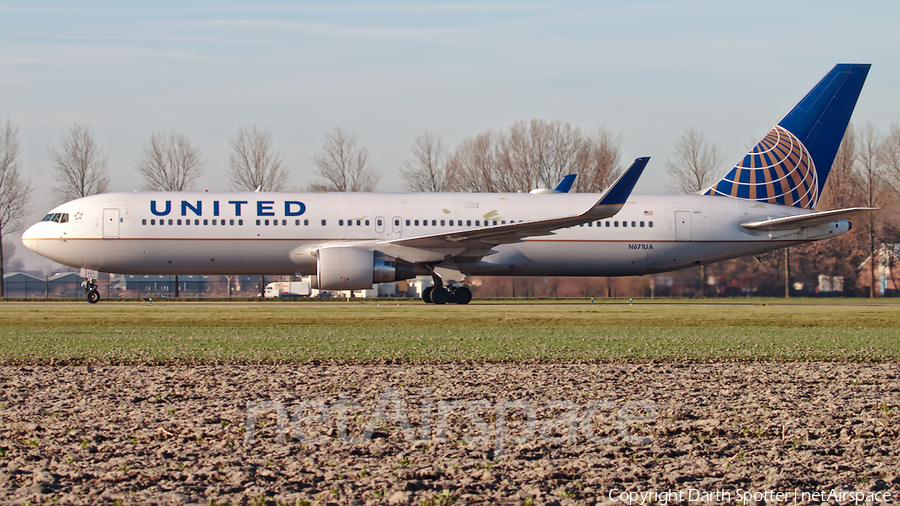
[704,64,870,209]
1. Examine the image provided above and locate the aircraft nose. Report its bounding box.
[21,222,40,254]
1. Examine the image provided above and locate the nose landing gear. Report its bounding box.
[82,278,100,304]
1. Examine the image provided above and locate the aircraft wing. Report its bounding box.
[380,157,649,253]
[740,207,877,231]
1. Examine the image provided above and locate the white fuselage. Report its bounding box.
[22,191,850,278]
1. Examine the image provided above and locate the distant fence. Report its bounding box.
[2,276,894,300]
[2,279,266,300]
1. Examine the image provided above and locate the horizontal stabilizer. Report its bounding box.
[740,207,877,231]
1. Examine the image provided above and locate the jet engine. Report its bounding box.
[313,247,416,290]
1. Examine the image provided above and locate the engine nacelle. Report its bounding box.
[316,247,416,290]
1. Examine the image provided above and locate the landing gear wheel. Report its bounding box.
[87,290,101,304]
[430,286,450,305]
[452,286,472,305]
[422,286,434,304]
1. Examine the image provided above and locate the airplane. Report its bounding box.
[23,64,875,305]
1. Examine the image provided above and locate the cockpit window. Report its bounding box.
[40,213,69,223]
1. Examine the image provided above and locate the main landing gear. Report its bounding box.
[422,273,472,305]
[82,278,100,304]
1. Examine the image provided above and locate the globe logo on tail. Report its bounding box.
[703,125,818,209]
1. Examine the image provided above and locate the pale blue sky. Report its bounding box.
[2,1,899,268]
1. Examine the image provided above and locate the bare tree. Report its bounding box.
[135,131,204,191]
[446,131,506,192]
[499,120,583,191]
[49,123,109,203]
[400,130,450,192]
[445,120,624,194]
[665,127,725,193]
[0,118,34,296]
[309,127,379,192]
[852,122,892,297]
[228,125,289,191]
[820,123,858,209]
[880,121,900,190]
[573,126,623,193]
[666,127,725,297]
[798,124,864,290]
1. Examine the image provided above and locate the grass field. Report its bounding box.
[1,299,898,363]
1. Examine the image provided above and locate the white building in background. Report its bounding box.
[817,274,844,294]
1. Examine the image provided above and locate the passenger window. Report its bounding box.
[339,220,343,226]
[230,219,235,225]
[212,219,216,225]
[151,219,156,225]
[304,219,309,226]
[467,220,471,226]
[649,221,653,228]
[631,221,636,227]
[356,220,361,226]
[406,220,410,226]
[640,221,645,227]
[168,219,174,225]
[142,219,147,225]
[414,220,419,226]
[238,219,243,225]
[365,220,369,226]
[432,220,436,226]
[614,221,618,227]
[177,219,183,225]
[256,219,261,225]
[322,220,327,226]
